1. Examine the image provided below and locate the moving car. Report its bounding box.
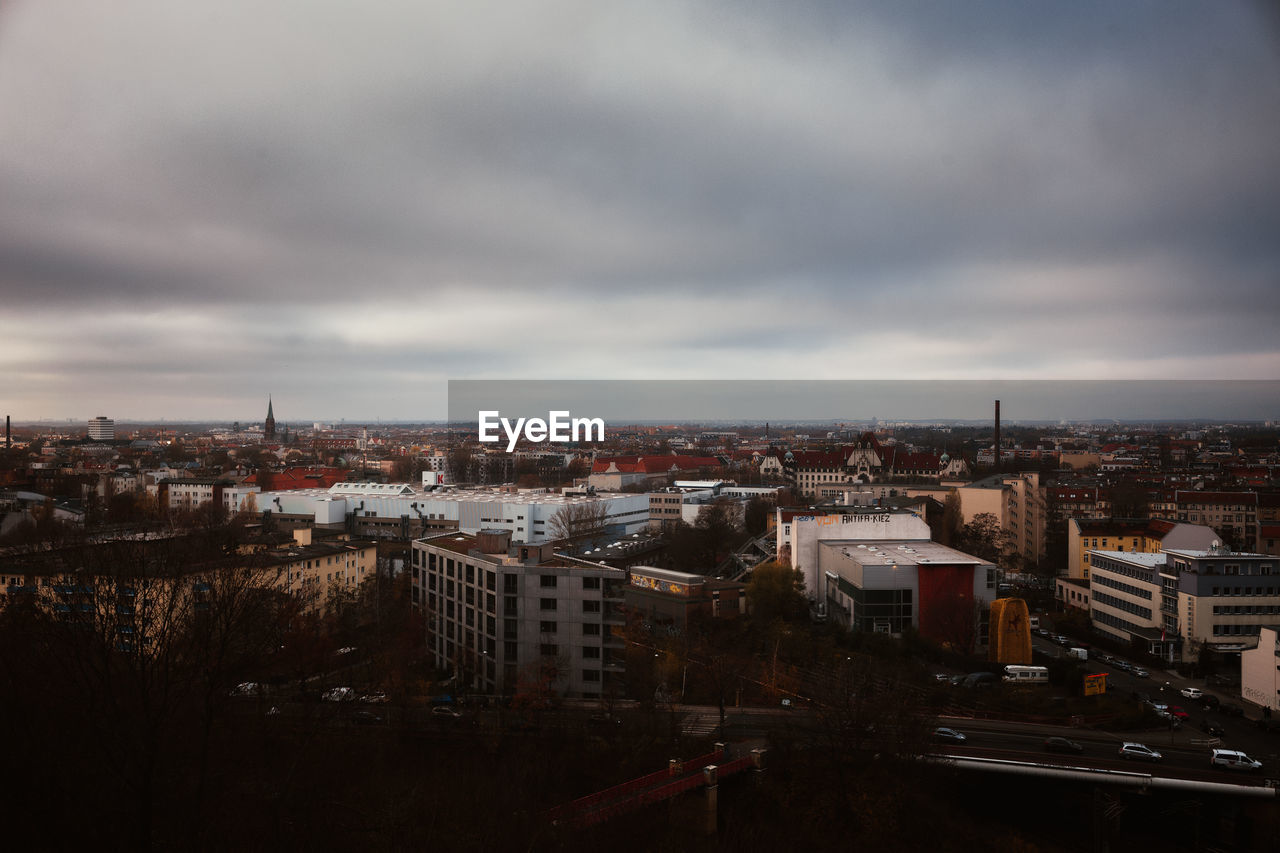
[352,710,384,725]
[1210,749,1262,771]
[431,706,464,719]
[931,727,967,744]
[1168,706,1190,720]
[1043,736,1085,754]
[1118,742,1162,762]
[322,687,355,702]
[1180,687,1204,700]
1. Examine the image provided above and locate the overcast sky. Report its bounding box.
[2,1,1278,422]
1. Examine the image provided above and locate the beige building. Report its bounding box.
[1067,518,1219,580]
[410,529,626,698]
[1241,626,1280,713]
[1088,546,1280,663]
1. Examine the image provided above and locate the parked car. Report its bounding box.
[1043,736,1085,755]
[1168,706,1190,720]
[322,687,355,702]
[1118,742,1162,762]
[360,691,389,704]
[1180,687,1204,700]
[352,710,383,726]
[1131,667,1150,678]
[1219,703,1246,718]
[1202,694,1221,710]
[1210,749,1262,771]
[431,706,464,720]
[1199,719,1225,737]
[931,727,967,744]
[1113,661,1132,672]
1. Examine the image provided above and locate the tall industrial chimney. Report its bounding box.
[5,415,9,450]
[993,400,1001,472]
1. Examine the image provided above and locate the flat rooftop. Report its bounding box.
[1088,550,1168,567]
[822,539,987,566]
[262,484,632,506]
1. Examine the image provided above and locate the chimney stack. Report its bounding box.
[5,415,9,450]
[993,400,1001,472]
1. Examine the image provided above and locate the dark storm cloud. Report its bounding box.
[0,0,1277,418]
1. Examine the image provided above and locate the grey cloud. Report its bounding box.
[0,1,1277,418]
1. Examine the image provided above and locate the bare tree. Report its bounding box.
[547,501,609,549]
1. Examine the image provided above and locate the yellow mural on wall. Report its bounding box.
[988,598,1032,665]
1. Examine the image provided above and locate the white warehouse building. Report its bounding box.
[238,482,650,542]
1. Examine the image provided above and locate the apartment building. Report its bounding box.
[1149,491,1258,551]
[1087,546,1280,663]
[410,529,626,698]
[1067,517,1219,580]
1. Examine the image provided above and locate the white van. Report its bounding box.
[1003,665,1049,684]
[1210,749,1262,771]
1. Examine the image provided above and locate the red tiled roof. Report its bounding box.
[245,467,346,490]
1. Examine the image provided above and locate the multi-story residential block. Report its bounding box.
[1087,546,1280,663]
[87,416,115,442]
[410,529,626,698]
[646,485,748,531]
[1067,518,1219,580]
[1149,491,1258,551]
[784,434,967,496]
[0,529,377,647]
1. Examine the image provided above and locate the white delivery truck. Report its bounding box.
[1067,647,1088,661]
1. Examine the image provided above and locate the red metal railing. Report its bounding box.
[546,747,725,823]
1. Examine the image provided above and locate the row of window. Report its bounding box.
[1093,609,1149,637]
[1093,591,1153,620]
[1211,605,1280,615]
[1212,624,1265,636]
[1092,573,1152,600]
[1209,586,1279,596]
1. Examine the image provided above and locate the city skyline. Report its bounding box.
[2,2,1279,420]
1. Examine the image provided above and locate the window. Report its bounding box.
[583,646,600,659]
[466,565,474,584]
[504,641,518,659]
[540,598,557,611]
[540,575,557,588]
[504,574,518,593]
[540,643,559,657]
[583,600,601,613]
[540,620,557,634]
[583,577,601,590]
[504,618,517,636]
[582,669,601,682]
[583,623,601,636]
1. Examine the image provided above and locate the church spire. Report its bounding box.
[264,396,276,440]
